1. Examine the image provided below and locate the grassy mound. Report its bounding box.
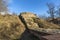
[0,14,25,40]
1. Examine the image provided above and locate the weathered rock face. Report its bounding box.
[19,12,60,33]
[18,12,60,40]
[0,14,25,40]
[19,12,39,29]
[19,12,60,40]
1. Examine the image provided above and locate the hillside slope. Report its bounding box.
[19,12,60,34]
[0,12,60,40]
[0,14,25,40]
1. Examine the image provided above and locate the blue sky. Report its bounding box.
[8,0,60,16]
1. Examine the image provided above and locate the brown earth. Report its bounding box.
[42,34,60,40]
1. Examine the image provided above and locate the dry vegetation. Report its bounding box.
[33,17,60,29]
[0,14,25,40]
[0,12,60,40]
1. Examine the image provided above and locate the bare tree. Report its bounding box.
[56,6,60,17]
[0,0,8,12]
[47,3,55,20]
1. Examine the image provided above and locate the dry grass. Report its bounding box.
[33,18,60,29]
[0,13,60,40]
[0,14,25,40]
